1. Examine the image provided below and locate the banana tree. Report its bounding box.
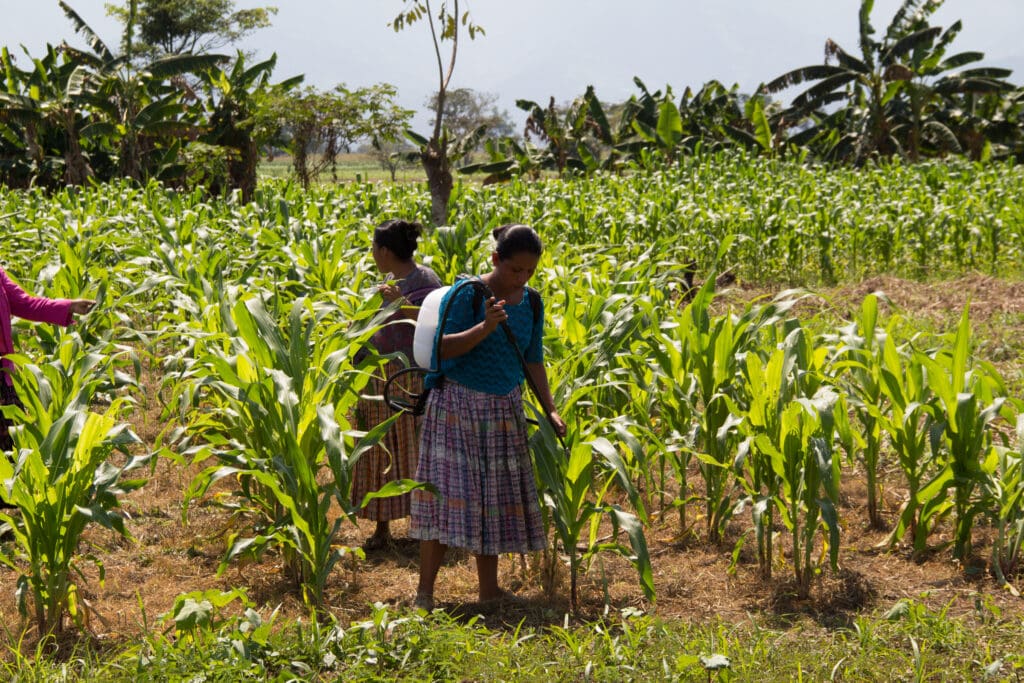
[887,20,1014,161]
[513,86,615,176]
[199,52,301,200]
[761,0,1008,163]
[616,78,762,163]
[59,0,224,183]
[0,45,97,187]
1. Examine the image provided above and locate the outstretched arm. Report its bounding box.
[2,269,93,325]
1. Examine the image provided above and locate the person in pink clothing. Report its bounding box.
[1,266,94,452]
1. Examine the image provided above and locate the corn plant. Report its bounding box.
[984,415,1024,595]
[918,305,1012,560]
[671,280,798,542]
[542,253,667,503]
[765,388,847,597]
[828,294,888,528]
[530,414,654,615]
[876,341,944,554]
[0,356,147,635]
[171,293,425,608]
[737,325,852,592]
[649,322,699,533]
[423,221,490,283]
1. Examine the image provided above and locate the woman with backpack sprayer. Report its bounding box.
[409,224,566,611]
[351,219,442,550]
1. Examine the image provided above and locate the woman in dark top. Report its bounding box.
[350,219,442,549]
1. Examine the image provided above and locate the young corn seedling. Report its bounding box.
[877,339,944,555]
[918,305,1012,561]
[764,388,847,597]
[828,294,888,529]
[530,412,654,616]
[649,323,699,535]
[739,322,853,594]
[674,279,795,543]
[173,294,414,609]
[0,351,148,636]
[984,415,1024,595]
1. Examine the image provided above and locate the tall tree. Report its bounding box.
[106,0,277,59]
[424,87,515,145]
[389,0,483,226]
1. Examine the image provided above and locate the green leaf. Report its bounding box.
[656,99,683,148]
[360,479,437,507]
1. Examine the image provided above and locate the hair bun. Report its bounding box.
[404,221,423,241]
[492,223,529,241]
[492,223,542,259]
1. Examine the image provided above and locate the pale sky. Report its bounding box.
[2,1,1021,129]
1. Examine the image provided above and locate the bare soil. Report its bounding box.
[3,274,1024,650]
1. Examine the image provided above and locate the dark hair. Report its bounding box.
[492,223,542,260]
[374,219,423,261]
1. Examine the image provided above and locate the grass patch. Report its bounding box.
[1,599,1021,681]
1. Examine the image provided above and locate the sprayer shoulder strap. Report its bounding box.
[471,286,541,326]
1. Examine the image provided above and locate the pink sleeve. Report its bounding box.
[0,269,73,326]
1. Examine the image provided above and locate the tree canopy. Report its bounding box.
[105,0,277,58]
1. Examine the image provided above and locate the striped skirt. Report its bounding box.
[409,379,547,556]
[350,359,424,521]
[0,382,20,452]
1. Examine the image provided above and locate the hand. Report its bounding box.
[548,410,567,438]
[378,282,403,304]
[482,296,508,332]
[68,299,95,316]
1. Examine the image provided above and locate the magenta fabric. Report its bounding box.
[0,267,74,385]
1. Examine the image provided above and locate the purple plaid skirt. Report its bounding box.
[409,379,547,555]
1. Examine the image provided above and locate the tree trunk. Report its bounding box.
[63,113,94,186]
[120,132,142,182]
[422,138,452,226]
[234,137,258,203]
